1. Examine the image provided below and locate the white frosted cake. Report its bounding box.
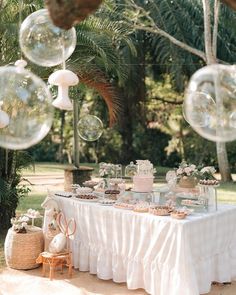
[133,175,154,192]
[132,160,155,192]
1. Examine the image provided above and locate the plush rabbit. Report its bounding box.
[48,212,76,254]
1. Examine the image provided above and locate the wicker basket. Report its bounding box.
[178,177,197,188]
[4,227,44,270]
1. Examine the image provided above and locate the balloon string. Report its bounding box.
[18,0,23,59]
[61,32,66,70]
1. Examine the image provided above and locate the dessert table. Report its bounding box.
[52,196,236,295]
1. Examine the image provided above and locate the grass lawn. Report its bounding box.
[0,162,235,269]
[22,162,99,176]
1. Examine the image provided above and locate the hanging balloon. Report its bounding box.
[0,63,53,150]
[77,115,103,141]
[183,64,236,142]
[183,92,215,128]
[19,9,76,67]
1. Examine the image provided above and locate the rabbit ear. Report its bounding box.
[57,212,67,234]
[67,218,76,237]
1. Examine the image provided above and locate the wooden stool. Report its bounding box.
[37,251,73,280]
[37,212,76,280]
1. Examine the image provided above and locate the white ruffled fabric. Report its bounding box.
[53,197,236,295]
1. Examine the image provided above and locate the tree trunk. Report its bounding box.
[217,142,232,181]
[119,33,147,164]
[202,0,232,182]
[73,99,80,168]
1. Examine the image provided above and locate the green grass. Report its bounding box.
[22,162,171,178]
[22,162,99,176]
[17,193,45,215]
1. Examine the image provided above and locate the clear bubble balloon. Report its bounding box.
[183,92,216,128]
[0,66,53,150]
[183,64,236,142]
[20,9,76,67]
[77,115,103,141]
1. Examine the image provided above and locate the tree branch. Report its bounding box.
[152,97,183,105]
[133,24,207,62]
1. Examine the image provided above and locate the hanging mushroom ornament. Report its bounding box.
[0,101,9,129]
[48,69,79,111]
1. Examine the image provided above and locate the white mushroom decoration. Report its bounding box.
[48,69,79,111]
[14,59,28,69]
[0,101,10,129]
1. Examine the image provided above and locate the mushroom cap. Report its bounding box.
[48,69,79,86]
[15,59,27,68]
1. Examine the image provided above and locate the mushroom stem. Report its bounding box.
[52,85,73,111]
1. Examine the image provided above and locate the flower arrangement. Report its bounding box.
[176,162,199,178]
[99,163,122,178]
[99,163,115,178]
[26,208,41,218]
[199,166,216,180]
[11,215,29,233]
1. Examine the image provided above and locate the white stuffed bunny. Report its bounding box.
[49,233,67,253]
[48,212,76,254]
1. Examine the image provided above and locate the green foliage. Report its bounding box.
[0,150,33,230]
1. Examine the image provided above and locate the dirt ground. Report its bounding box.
[1,267,236,295]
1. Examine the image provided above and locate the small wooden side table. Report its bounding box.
[4,226,44,270]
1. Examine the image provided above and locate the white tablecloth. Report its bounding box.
[54,196,236,295]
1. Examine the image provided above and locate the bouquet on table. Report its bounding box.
[11,209,42,233]
[199,166,219,185]
[98,162,122,189]
[11,215,29,233]
[176,162,199,188]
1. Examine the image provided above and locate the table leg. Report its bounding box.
[49,263,54,280]
[42,262,46,277]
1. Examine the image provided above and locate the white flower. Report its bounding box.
[177,168,183,175]
[201,166,216,175]
[184,167,192,175]
[19,216,29,223]
[21,222,28,228]
[190,164,196,170]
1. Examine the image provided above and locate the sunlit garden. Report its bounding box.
[0,1,236,295]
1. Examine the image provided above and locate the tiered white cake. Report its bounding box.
[133,160,155,192]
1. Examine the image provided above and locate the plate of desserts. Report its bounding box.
[133,202,149,213]
[171,210,188,220]
[54,191,73,198]
[98,199,116,206]
[149,205,173,216]
[75,194,99,202]
[181,199,206,207]
[113,202,135,210]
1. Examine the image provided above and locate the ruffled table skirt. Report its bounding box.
[52,197,236,295]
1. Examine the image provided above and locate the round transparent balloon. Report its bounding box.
[183,64,236,142]
[77,115,103,141]
[183,92,215,128]
[20,9,76,67]
[0,66,53,150]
